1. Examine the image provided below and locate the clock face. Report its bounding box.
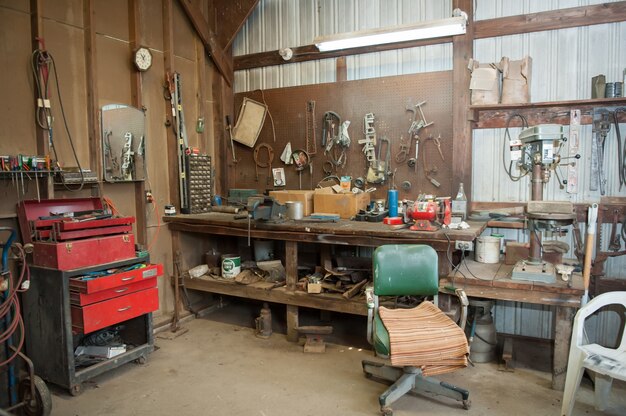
[134,47,152,71]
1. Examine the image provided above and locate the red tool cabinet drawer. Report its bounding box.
[70,278,156,306]
[71,287,159,334]
[70,263,162,295]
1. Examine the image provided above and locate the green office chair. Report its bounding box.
[362,244,471,415]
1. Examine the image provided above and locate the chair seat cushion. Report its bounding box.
[378,301,469,376]
[581,344,626,380]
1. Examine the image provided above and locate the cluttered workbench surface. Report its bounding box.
[440,259,584,307]
[163,212,487,248]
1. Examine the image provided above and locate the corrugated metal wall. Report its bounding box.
[233,0,626,341]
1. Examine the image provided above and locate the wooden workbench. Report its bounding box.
[440,259,584,391]
[164,212,487,339]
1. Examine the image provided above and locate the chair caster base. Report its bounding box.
[381,406,393,416]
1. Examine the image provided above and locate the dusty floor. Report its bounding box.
[51,307,626,416]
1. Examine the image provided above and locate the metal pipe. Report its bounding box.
[528,163,544,263]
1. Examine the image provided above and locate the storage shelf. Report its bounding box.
[470,97,626,129]
[184,275,368,317]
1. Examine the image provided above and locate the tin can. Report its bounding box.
[221,254,241,278]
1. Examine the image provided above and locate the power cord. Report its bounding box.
[502,113,529,182]
[31,47,85,191]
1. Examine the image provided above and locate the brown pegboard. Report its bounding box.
[229,71,454,201]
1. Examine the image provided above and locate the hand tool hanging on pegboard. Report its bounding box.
[167,72,191,213]
[590,109,610,195]
[566,110,581,194]
[614,108,626,191]
[253,143,274,185]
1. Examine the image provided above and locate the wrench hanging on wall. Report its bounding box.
[590,109,611,195]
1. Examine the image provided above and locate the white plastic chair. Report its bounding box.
[561,291,626,416]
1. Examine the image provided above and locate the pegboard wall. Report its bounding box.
[230,71,454,201]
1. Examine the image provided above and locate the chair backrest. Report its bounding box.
[372,244,439,297]
[573,291,626,350]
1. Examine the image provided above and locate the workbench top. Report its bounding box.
[440,259,584,308]
[163,212,487,247]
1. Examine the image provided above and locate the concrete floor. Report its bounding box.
[50,309,626,416]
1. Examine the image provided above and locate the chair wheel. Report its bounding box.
[381,406,393,415]
[463,399,471,410]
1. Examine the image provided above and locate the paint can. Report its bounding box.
[285,201,303,220]
[475,236,500,263]
[221,254,241,278]
[605,82,616,98]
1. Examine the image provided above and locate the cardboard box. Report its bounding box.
[469,59,502,105]
[313,188,370,219]
[501,56,532,104]
[269,190,315,216]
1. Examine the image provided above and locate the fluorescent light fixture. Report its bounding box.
[314,16,467,52]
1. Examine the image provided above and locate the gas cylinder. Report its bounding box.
[469,299,497,363]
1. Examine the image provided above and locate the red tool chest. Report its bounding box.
[17,198,136,270]
[69,263,161,333]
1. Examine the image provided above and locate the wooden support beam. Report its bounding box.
[128,0,147,246]
[30,0,53,198]
[474,2,626,40]
[452,0,473,203]
[210,0,259,50]
[234,37,453,71]
[336,57,347,82]
[176,0,233,86]
[163,0,179,211]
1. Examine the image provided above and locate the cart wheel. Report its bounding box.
[69,384,82,397]
[18,376,52,416]
[462,399,471,410]
[135,355,147,365]
[381,406,393,416]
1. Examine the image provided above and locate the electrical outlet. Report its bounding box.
[455,241,473,251]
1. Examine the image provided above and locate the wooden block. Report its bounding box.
[307,282,322,294]
[303,335,326,353]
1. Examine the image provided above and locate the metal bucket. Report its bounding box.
[475,236,500,263]
[221,254,241,278]
[285,201,303,220]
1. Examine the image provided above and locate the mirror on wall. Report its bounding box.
[101,104,146,182]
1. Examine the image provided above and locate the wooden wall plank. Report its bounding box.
[42,0,83,27]
[474,2,626,40]
[94,0,129,40]
[210,0,259,50]
[176,0,233,86]
[83,0,101,182]
[0,7,37,154]
[129,0,147,246]
[452,0,473,202]
[44,19,90,169]
[140,0,163,50]
[163,0,179,211]
[96,35,132,106]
